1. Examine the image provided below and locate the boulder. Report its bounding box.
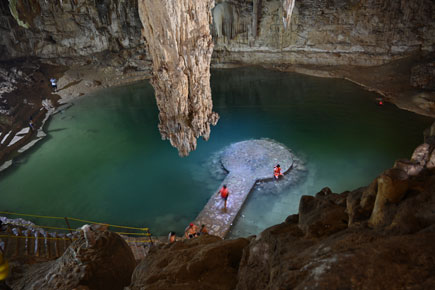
[411,143,431,166]
[236,221,307,290]
[424,121,435,144]
[128,235,249,290]
[388,175,435,233]
[9,229,136,290]
[360,178,378,212]
[298,191,348,237]
[369,169,409,228]
[346,187,368,226]
[394,159,423,176]
[237,216,435,290]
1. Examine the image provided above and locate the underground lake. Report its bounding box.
[0,67,432,237]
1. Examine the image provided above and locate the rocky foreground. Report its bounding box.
[3,133,434,289]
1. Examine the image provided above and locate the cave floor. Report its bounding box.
[271,52,435,118]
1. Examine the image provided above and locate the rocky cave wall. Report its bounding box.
[1,0,434,67]
[212,0,435,66]
[0,0,435,67]
[0,0,147,69]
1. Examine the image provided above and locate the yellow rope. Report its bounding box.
[67,217,149,231]
[114,232,151,236]
[125,239,153,244]
[0,211,64,220]
[0,211,149,231]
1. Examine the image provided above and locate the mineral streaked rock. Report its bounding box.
[138,0,219,156]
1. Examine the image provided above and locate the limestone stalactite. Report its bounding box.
[138,0,219,156]
[282,0,295,29]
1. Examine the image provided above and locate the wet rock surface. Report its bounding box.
[138,0,219,156]
[221,139,293,179]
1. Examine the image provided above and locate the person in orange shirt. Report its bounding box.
[274,164,283,180]
[218,185,229,210]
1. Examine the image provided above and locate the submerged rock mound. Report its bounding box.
[193,139,303,238]
[221,139,294,180]
[138,0,219,156]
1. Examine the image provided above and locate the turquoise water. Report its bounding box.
[0,67,431,237]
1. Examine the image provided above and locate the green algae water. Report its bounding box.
[0,67,432,237]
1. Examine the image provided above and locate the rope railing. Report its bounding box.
[0,211,149,230]
[0,211,151,238]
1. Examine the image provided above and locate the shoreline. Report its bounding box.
[0,54,434,172]
[0,61,152,172]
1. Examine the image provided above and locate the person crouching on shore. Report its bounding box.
[184,223,198,239]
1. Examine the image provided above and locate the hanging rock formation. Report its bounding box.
[138,0,219,156]
[282,0,295,29]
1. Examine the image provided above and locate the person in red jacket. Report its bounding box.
[218,185,229,210]
[274,164,283,180]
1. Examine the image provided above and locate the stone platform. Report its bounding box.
[193,139,294,238]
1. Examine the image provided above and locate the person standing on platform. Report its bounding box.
[218,184,229,211]
[50,78,57,92]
